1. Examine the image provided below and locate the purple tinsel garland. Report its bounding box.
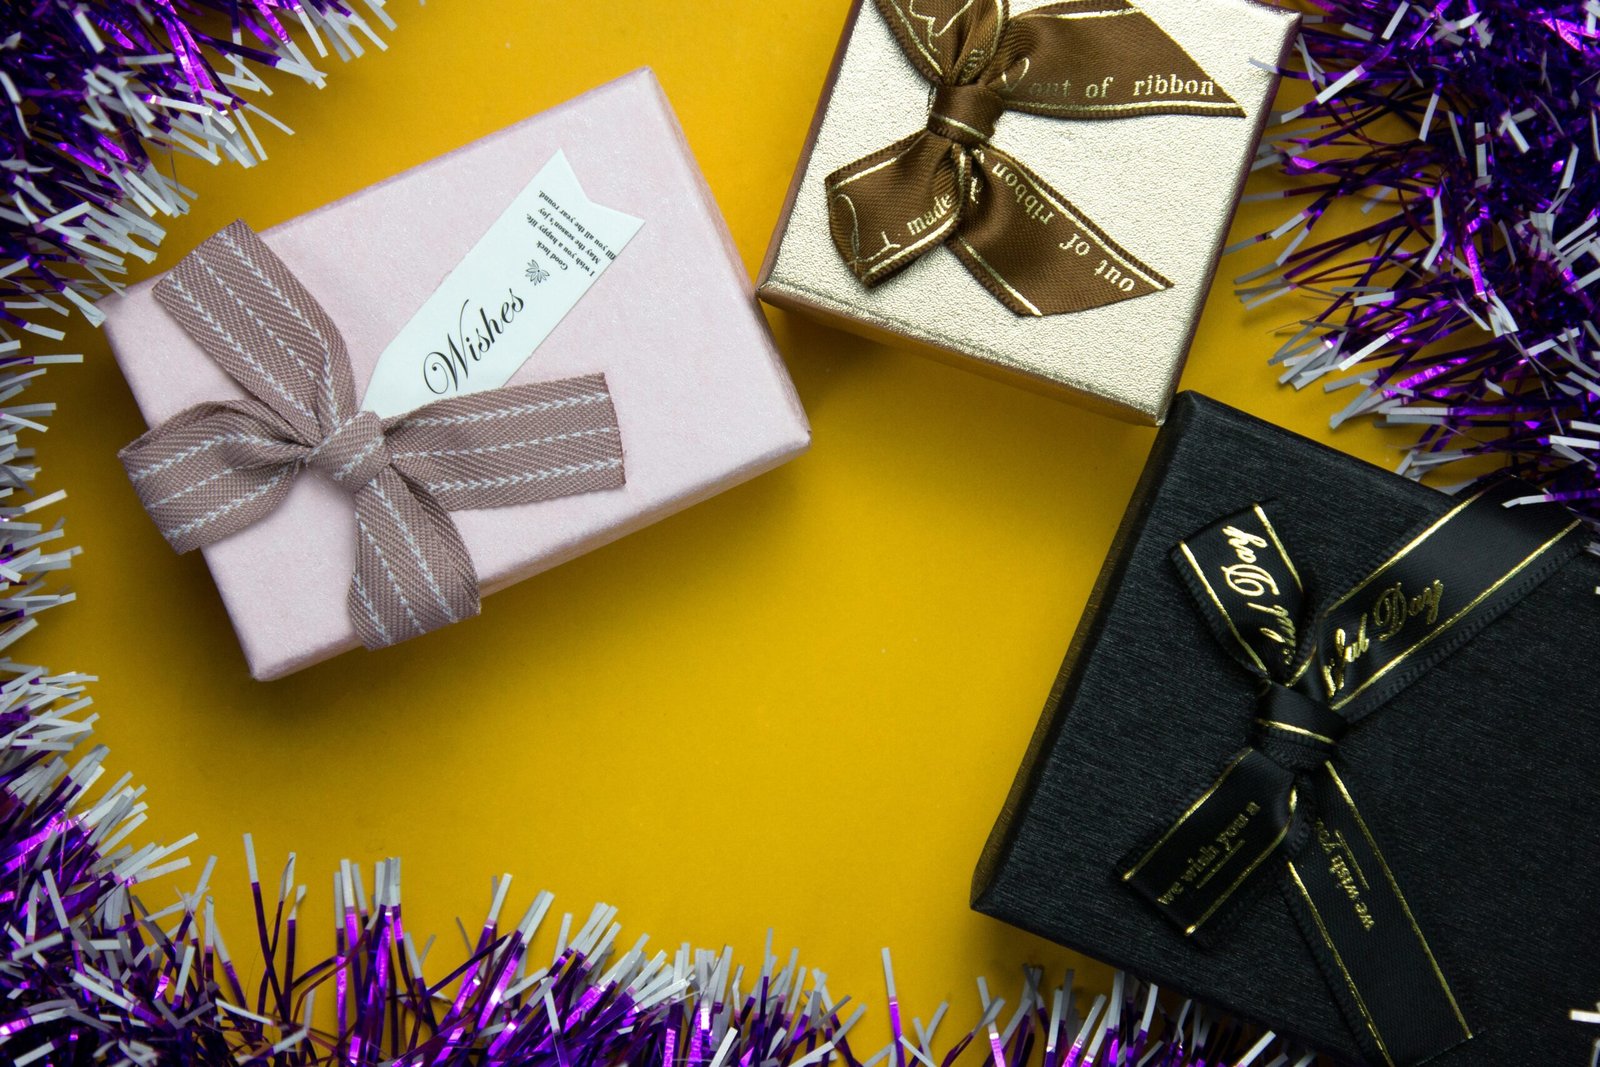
[0,0,1592,1062]
[1237,1,1600,524]
[0,787,1321,1067]
[0,0,393,343]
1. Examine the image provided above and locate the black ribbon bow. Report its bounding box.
[1121,479,1584,1066]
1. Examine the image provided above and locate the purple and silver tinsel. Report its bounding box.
[0,0,392,343]
[0,770,1325,1067]
[1237,1,1600,523]
[0,0,1594,1063]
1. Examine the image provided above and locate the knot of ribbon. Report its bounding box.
[826,0,1244,317]
[1121,482,1585,1066]
[304,410,392,491]
[1251,681,1346,774]
[119,221,627,651]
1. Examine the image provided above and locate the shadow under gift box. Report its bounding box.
[103,70,811,681]
[756,0,1298,425]
[972,393,1600,1064]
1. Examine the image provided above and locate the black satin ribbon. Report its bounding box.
[1120,479,1585,1066]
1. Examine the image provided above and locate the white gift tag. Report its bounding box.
[361,150,644,418]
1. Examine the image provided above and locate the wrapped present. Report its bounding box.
[756,0,1298,425]
[973,392,1600,1064]
[105,70,810,680]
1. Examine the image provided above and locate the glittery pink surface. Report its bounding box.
[103,69,811,680]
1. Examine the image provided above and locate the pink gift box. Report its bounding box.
[103,69,811,680]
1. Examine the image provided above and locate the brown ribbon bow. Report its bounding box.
[827,0,1244,316]
[119,222,626,650]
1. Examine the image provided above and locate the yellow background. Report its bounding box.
[28,0,1416,1040]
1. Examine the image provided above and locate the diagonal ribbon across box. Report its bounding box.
[1121,479,1584,1065]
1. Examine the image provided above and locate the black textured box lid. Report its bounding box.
[972,392,1600,1065]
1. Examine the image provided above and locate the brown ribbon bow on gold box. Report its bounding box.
[826,0,1244,316]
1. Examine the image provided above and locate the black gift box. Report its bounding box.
[972,392,1600,1065]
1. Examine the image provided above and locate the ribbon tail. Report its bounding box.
[825,132,965,288]
[1283,766,1472,1066]
[384,373,625,511]
[954,147,1168,316]
[348,468,479,650]
[1121,748,1298,941]
[992,0,1245,120]
[1172,503,1307,683]
[118,399,304,554]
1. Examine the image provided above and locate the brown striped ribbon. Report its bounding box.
[119,221,626,650]
[828,0,1244,316]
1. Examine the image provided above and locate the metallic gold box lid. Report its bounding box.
[757,0,1300,425]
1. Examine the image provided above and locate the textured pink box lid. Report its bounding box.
[103,69,811,680]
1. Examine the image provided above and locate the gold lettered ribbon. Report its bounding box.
[1120,480,1586,1066]
[826,0,1244,316]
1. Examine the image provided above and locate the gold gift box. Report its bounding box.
[757,0,1299,425]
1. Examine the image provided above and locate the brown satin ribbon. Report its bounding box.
[119,221,626,651]
[828,0,1244,316]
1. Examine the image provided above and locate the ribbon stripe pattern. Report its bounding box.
[1121,480,1584,1066]
[827,0,1244,316]
[121,221,626,650]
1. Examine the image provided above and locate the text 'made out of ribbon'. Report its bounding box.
[827,0,1243,316]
